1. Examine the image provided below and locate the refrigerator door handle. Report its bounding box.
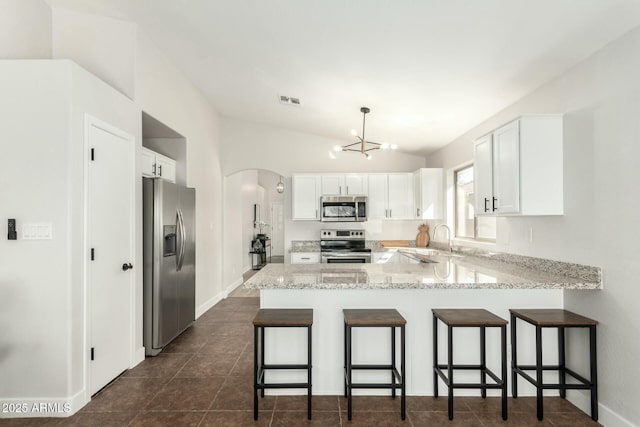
[177,208,186,271]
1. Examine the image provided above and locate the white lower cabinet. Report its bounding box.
[290,252,321,264]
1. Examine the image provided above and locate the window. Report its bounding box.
[454,165,496,241]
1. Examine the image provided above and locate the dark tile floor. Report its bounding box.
[0,296,600,426]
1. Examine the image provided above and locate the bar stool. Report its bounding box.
[253,309,313,420]
[432,309,508,420]
[510,309,598,421]
[343,309,406,421]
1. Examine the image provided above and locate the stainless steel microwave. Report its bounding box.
[320,196,367,222]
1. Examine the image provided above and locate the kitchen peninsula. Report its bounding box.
[244,250,601,397]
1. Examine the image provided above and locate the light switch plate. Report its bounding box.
[22,223,53,240]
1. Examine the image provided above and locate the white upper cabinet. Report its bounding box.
[367,174,388,219]
[473,134,494,215]
[344,174,368,195]
[413,168,444,219]
[321,174,344,195]
[320,173,368,196]
[473,115,563,216]
[367,173,414,220]
[387,173,414,219]
[141,147,176,183]
[292,174,321,220]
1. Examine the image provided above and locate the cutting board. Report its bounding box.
[380,240,410,247]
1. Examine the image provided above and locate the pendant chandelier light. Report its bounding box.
[276,176,285,193]
[333,107,397,160]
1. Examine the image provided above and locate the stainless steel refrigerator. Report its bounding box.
[143,178,196,356]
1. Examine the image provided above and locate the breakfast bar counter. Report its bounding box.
[243,250,601,402]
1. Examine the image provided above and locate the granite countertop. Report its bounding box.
[245,249,602,291]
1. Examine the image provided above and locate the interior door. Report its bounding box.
[88,117,134,395]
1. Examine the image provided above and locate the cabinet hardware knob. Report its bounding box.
[484,198,490,212]
[122,263,133,271]
[158,165,162,176]
[492,197,498,212]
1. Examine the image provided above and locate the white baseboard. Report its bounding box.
[0,389,86,418]
[225,277,243,294]
[196,293,224,318]
[132,347,146,367]
[567,391,636,427]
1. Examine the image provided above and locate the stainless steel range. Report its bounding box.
[320,229,372,263]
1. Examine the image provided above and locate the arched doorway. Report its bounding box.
[222,169,285,295]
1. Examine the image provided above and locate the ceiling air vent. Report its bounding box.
[279,95,302,106]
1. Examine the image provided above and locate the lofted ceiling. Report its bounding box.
[50,0,640,156]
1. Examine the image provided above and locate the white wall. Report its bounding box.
[0,0,52,59]
[0,60,139,414]
[425,27,640,426]
[52,6,136,99]
[0,3,225,415]
[220,117,426,177]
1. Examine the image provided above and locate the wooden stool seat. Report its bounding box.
[343,309,407,326]
[510,309,598,421]
[343,309,406,421]
[509,309,598,327]
[253,309,313,326]
[432,308,508,421]
[433,309,508,326]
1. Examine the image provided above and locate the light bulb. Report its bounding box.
[350,129,358,136]
[366,153,372,160]
[333,145,342,152]
[381,143,390,150]
[328,151,336,159]
[390,144,398,150]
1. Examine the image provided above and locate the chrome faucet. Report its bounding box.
[433,224,452,253]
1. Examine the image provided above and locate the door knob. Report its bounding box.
[122,263,133,271]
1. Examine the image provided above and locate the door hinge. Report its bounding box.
[91,248,95,261]
[90,148,95,161]
[90,347,95,361]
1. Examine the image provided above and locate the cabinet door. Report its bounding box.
[156,153,176,183]
[292,175,320,220]
[321,174,344,195]
[473,135,494,216]
[493,120,520,214]
[367,174,388,219]
[419,168,443,219]
[345,174,367,195]
[290,252,321,264]
[387,173,414,219]
[141,148,156,178]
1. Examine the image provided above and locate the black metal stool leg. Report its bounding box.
[590,325,598,421]
[433,314,439,398]
[501,325,508,420]
[308,325,312,420]
[260,326,265,398]
[253,325,259,420]
[480,326,487,399]
[511,313,518,399]
[558,326,566,399]
[401,325,406,420]
[347,325,353,421]
[343,321,347,399]
[448,325,454,420]
[535,325,543,421]
[391,326,396,399]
